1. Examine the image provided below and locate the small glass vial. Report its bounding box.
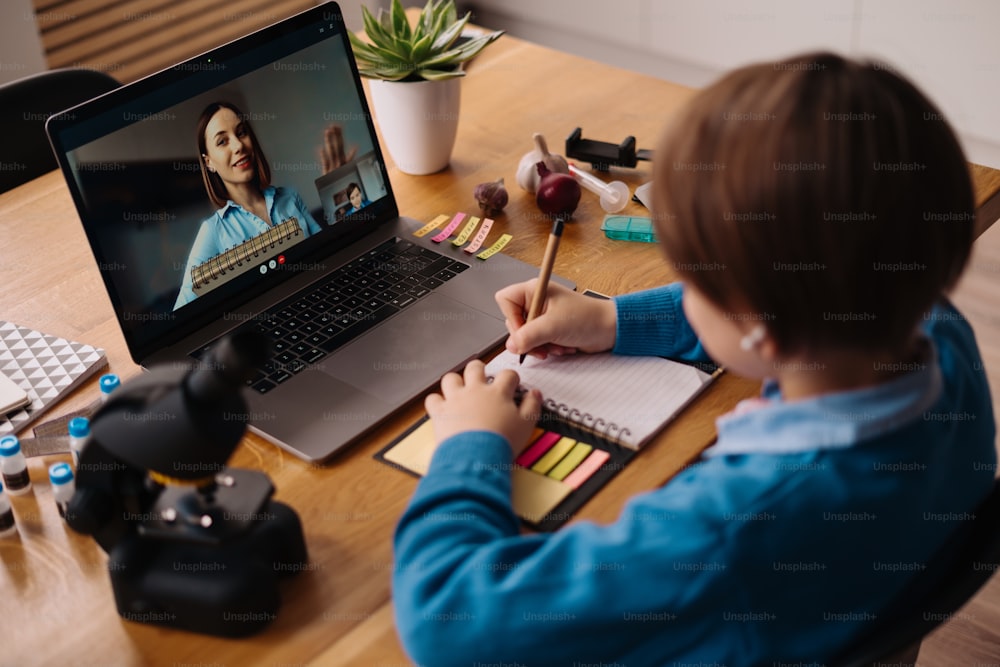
[0,480,16,537]
[68,416,91,468]
[0,435,31,496]
[49,462,75,519]
[99,373,120,402]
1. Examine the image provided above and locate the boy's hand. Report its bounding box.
[496,280,617,360]
[425,360,542,456]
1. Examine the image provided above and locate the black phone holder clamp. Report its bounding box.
[66,332,308,637]
[565,127,654,171]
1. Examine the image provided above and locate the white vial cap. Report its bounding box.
[0,436,21,457]
[49,462,74,486]
[68,417,91,438]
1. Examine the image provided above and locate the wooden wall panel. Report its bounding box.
[33,0,316,83]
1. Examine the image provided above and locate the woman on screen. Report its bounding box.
[174,101,322,309]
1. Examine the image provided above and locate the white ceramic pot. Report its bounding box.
[368,77,461,175]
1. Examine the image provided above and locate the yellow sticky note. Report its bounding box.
[413,214,450,238]
[512,468,573,524]
[384,419,573,525]
[383,419,438,475]
[547,442,593,481]
[452,215,481,246]
[477,233,513,260]
[530,437,576,474]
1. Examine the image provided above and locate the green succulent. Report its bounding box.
[349,0,504,81]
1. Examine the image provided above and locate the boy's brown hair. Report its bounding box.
[653,52,974,355]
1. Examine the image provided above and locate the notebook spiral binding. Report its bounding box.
[191,217,301,293]
[539,396,632,450]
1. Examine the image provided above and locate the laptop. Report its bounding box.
[45,1,546,462]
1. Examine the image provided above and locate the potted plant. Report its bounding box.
[349,0,503,174]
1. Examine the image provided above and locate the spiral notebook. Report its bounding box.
[376,350,718,531]
[486,350,715,449]
[190,217,302,296]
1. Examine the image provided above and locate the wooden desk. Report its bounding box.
[3,33,999,667]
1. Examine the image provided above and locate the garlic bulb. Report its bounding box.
[515,133,569,193]
[474,177,508,215]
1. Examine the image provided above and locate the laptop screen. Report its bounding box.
[47,3,395,359]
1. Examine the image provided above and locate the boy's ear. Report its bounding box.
[756,333,780,364]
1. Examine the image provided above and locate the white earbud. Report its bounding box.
[740,325,767,352]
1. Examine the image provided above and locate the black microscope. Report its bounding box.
[66,332,308,637]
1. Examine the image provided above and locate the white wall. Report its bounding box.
[855,0,1000,168]
[339,0,382,31]
[0,0,48,84]
[463,0,1000,168]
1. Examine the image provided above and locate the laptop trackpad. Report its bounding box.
[321,293,504,404]
[246,368,390,459]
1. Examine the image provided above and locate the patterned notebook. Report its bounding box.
[0,321,107,437]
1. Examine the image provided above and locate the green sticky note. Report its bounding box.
[530,436,576,474]
[452,215,481,246]
[547,442,593,481]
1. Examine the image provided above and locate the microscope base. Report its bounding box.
[107,500,307,637]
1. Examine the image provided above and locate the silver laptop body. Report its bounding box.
[47,2,546,462]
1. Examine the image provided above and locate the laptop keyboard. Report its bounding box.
[196,238,469,394]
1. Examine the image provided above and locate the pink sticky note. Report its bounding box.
[516,431,563,468]
[463,217,495,253]
[430,212,467,243]
[561,450,611,490]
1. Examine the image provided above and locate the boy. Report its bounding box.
[392,52,996,665]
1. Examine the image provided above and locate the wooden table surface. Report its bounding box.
[2,31,999,667]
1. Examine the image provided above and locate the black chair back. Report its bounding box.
[835,478,1000,666]
[0,68,119,193]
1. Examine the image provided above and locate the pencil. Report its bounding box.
[520,215,566,364]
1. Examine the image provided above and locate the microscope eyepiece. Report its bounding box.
[186,331,269,403]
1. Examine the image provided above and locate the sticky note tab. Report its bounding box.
[512,468,573,524]
[547,442,593,481]
[452,215,481,246]
[530,437,576,474]
[383,419,438,475]
[413,214,450,238]
[431,212,466,243]
[383,418,574,527]
[562,449,611,490]
[463,217,495,253]
[477,233,513,260]
[516,431,562,468]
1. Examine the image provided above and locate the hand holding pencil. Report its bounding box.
[495,223,619,362]
[520,216,566,363]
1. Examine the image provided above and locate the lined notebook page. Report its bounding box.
[485,351,713,449]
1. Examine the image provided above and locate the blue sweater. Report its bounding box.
[393,284,996,666]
